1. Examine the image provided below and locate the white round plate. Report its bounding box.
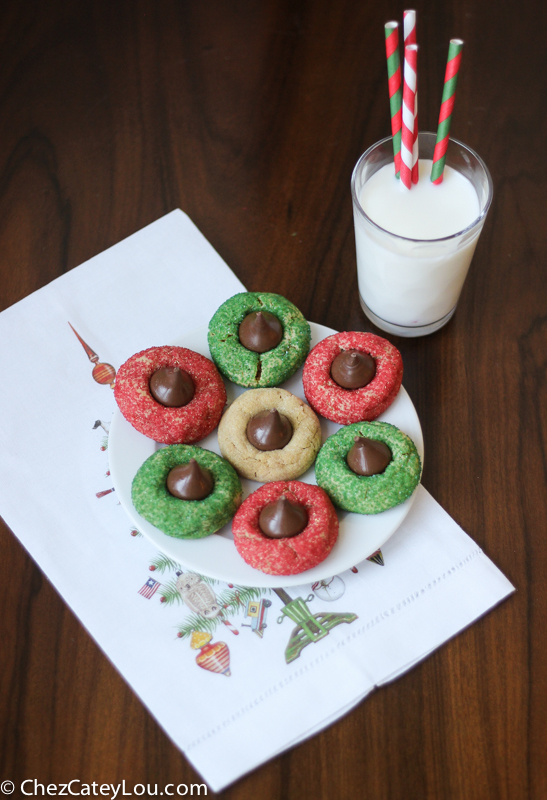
[109,323,424,587]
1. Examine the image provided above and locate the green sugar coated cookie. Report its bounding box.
[207,292,311,387]
[132,445,242,539]
[315,422,421,514]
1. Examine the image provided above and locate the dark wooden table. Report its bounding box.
[0,1,544,798]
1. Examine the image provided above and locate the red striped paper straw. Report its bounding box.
[401,44,418,189]
[403,9,416,45]
[384,22,402,177]
[404,10,419,183]
[431,39,464,184]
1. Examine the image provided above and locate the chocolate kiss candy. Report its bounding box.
[330,350,376,389]
[347,436,392,477]
[259,495,308,539]
[150,366,195,407]
[246,408,293,451]
[238,311,283,353]
[166,459,214,500]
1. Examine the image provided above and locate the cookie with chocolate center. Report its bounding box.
[232,481,338,575]
[208,292,311,387]
[132,445,242,539]
[217,388,322,482]
[114,346,226,444]
[302,331,403,424]
[315,421,421,514]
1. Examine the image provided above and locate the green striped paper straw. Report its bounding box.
[431,39,464,184]
[385,22,402,177]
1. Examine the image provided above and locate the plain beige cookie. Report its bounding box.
[218,388,322,482]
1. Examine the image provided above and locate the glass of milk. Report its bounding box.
[351,132,493,337]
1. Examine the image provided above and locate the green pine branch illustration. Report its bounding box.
[175,587,272,639]
[193,573,220,587]
[176,613,220,640]
[153,555,272,633]
[149,555,223,586]
[161,581,268,611]
[217,586,268,613]
[159,578,184,607]
[150,554,182,574]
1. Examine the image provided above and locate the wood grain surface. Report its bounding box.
[0,1,545,798]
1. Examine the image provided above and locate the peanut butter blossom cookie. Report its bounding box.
[207,292,311,387]
[114,346,226,444]
[132,445,242,539]
[302,331,403,424]
[232,481,338,575]
[217,387,322,482]
[315,421,421,514]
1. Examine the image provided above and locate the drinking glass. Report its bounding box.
[351,132,493,337]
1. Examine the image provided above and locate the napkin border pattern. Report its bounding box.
[185,546,484,751]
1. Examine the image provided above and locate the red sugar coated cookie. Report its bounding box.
[232,481,338,575]
[114,346,226,444]
[302,332,403,425]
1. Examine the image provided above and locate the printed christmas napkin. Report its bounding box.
[0,210,514,792]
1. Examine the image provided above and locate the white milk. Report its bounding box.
[354,159,483,332]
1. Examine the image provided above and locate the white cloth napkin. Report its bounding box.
[0,210,514,792]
